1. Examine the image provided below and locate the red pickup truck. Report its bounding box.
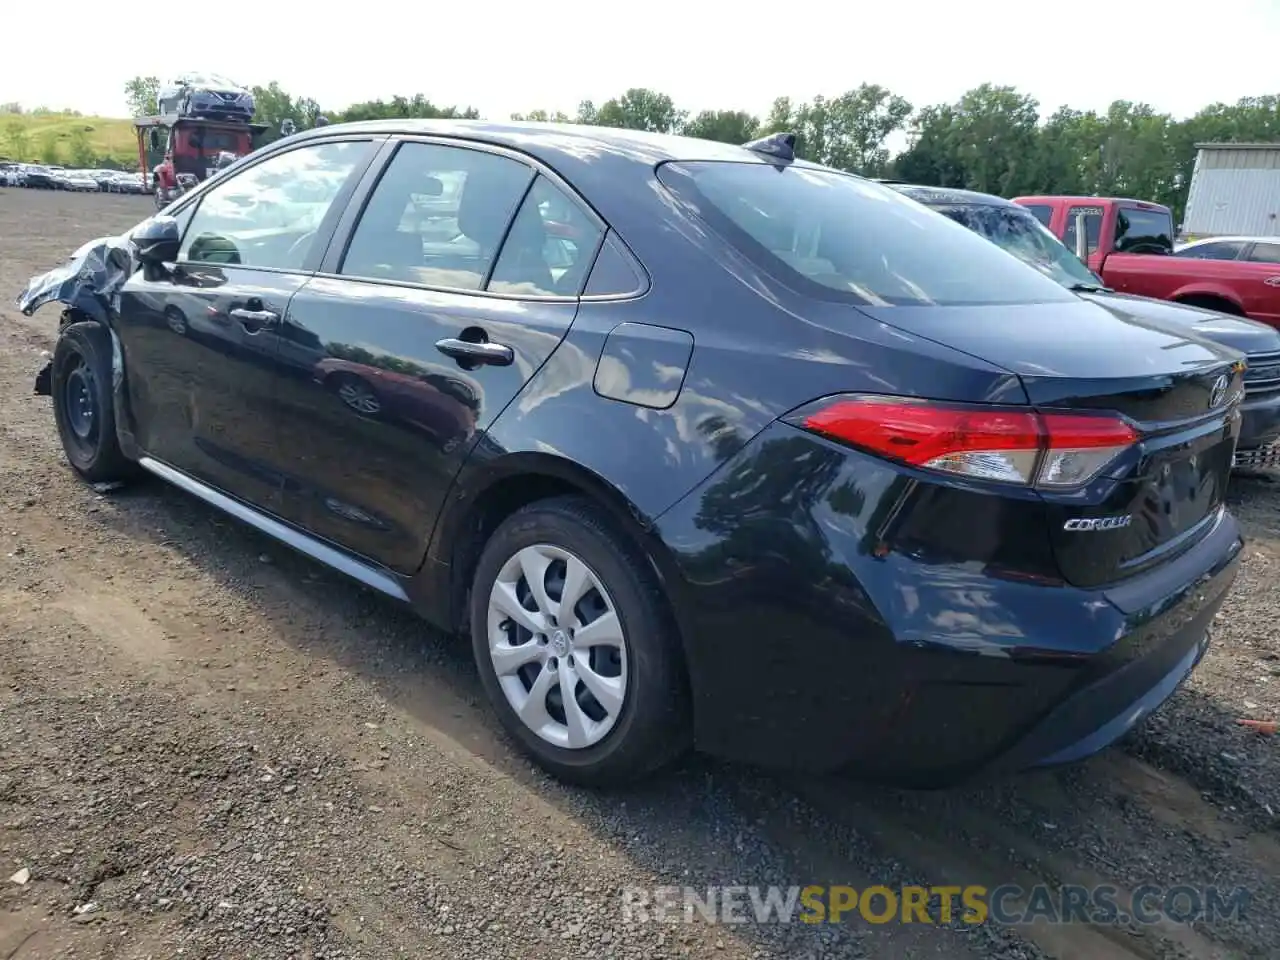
[1013,195,1280,329]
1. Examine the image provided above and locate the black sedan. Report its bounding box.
[17,121,1244,786]
[888,183,1280,467]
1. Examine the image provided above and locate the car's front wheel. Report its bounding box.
[51,322,141,485]
[469,496,690,786]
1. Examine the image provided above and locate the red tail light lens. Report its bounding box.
[790,395,1138,488]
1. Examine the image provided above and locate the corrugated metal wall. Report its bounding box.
[1183,146,1280,237]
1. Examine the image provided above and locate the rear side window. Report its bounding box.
[1175,240,1246,260]
[1114,207,1173,254]
[341,142,533,290]
[488,176,603,297]
[1247,242,1280,264]
[1022,204,1053,227]
[656,162,1075,307]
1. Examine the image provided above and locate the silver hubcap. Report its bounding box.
[487,544,628,750]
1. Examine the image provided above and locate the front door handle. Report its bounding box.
[229,307,279,331]
[435,337,514,367]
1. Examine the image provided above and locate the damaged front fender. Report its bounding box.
[16,233,138,324]
[15,233,138,397]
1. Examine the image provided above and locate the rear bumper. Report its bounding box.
[653,422,1244,784]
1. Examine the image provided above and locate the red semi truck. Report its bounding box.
[1014,195,1280,329]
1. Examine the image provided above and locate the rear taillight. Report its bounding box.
[787,395,1138,489]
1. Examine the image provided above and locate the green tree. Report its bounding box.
[683,110,758,144]
[894,85,1040,194]
[5,120,30,160]
[67,127,95,167]
[510,109,572,122]
[594,88,685,133]
[124,76,160,117]
[37,130,60,165]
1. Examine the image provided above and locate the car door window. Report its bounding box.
[178,140,371,270]
[487,176,603,297]
[1176,240,1247,260]
[1061,205,1103,255]
[1247,242,1280,264]
[340,142,533,290]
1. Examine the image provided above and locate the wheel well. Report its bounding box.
[1174,293,1244,316]
[447,471,661,636]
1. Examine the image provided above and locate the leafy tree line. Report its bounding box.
[107,77,1280,219]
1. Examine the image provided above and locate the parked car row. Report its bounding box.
[1,163,149,194]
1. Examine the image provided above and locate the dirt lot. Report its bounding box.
[2,187,1280,960]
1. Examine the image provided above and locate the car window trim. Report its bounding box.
[170,135,385,278]
[316,134,622,303]
[1245,241,1280,264]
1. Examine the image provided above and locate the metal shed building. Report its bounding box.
[1182,143,1280,239]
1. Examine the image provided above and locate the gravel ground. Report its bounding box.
[2,187,1280,960]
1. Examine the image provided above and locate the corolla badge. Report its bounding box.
[1063,516,1133,532]
[1265,276,1280,287]
[1209,373,1230,409]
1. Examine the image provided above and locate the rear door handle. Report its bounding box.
[229,307,279,331]
[435,337,514,367]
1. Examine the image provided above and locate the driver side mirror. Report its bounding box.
[131,215,182,265]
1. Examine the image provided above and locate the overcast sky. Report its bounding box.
[4,1,1278,122]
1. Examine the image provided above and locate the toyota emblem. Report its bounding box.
[1209,373,1229,408]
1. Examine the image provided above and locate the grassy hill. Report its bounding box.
[0,112,138,168]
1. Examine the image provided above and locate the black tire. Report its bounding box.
[51,322,141,484]
[469,495,691,786]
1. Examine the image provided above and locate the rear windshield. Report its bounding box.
[656,161,1077,307]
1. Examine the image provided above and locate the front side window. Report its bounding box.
[1247,241,1280,264]
[1062,205,1103,256]
[340,142,533,290]
[488,176,603,296]
[657,161,1075,307]
[179,140,371,269]
[933,204,1099,290]
[1114,207,1173,254]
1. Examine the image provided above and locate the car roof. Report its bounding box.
[1014,194,1170,210]
[288,118,831,171]
[886,183,1022,209]
[1181,235,1280,246]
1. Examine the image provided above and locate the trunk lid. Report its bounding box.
[858,299,1243,588]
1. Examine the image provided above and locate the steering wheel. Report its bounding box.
[285,230,318,267]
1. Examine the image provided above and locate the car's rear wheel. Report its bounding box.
[469,496,690,786]
[51,322,141,485]
[330,373,382,416]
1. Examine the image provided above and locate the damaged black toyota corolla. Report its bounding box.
[15,121,1245,787]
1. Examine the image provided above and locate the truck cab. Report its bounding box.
[139,116,262,209]
[1015,195,1280,328]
